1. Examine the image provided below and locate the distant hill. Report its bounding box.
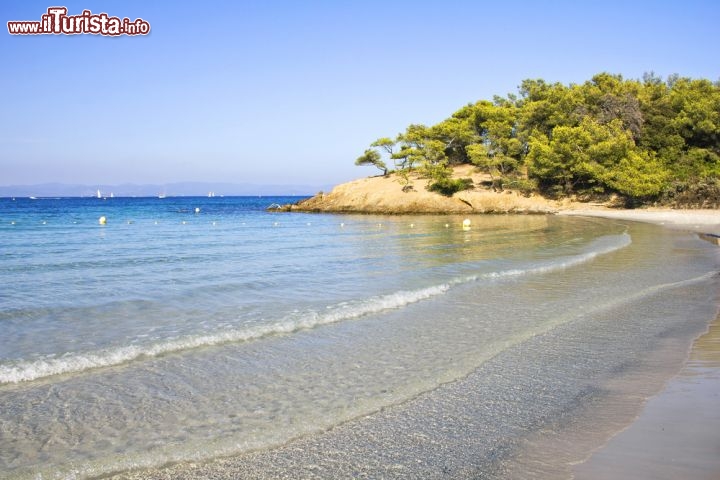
[0,182,330,198]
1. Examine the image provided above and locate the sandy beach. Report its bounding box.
[4,2,716,478]
[558,208,720,479]
[573,314,720,480]
[558,208,720,235]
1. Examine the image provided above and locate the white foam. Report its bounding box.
[455,233,632,284]
[0,284,451,384]
[0,234,633,385]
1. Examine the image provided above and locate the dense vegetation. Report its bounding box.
[356,73,720,207]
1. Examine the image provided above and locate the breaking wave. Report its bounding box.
[0,233,632,384]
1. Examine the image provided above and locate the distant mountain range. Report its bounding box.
[0,182,332,198]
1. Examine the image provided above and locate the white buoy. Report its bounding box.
[462,218,471,228]
[98,216,107,225]
[195,207,200,214]
[340,222,345,227]
[410,223,414,228]
[182,221,187,225]
[445,223,450,228]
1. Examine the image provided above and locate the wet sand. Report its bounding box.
[573,316,720,480]
[112,310,720,480]
[562,209,720,479]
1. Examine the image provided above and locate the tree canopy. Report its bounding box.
[355,72,720,206]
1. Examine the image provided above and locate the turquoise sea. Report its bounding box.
[0,196,718,478]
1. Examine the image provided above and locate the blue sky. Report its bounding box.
[1,0,718,188]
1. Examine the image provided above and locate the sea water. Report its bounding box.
[0,197,717,478]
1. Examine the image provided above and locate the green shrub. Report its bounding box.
[657,178,720,208]
[502,177,538,196]
[428,177,474,196]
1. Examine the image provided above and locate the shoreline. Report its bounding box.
[110,213,720,480]
[542,210,720,479]
[573,313,720,479]
[108,172,720,478]
[290,170,720,239]
[557,208,720,235]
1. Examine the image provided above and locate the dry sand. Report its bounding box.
[558,209,720,235]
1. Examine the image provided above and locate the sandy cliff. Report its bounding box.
[286,165,562,214]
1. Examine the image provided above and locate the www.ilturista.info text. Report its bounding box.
[7,7,150,36]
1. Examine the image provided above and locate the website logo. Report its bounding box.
[8,7,150,36]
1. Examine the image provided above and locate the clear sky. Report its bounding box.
[1,0,718,188]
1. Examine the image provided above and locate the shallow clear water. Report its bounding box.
[0,197,717,479]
